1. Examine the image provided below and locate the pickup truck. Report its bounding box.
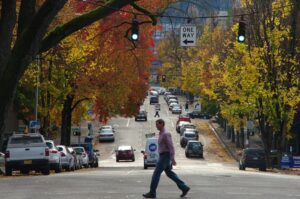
[5,133,50,175]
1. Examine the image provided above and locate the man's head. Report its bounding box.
[156,119,165,131]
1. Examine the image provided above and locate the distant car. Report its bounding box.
[72,146,89,168]
[150,96,159,104]
[45,140,62,173]
[183,128,199,140]
[180,131,197,148]
[135,111,147,121]
[239,148,267,171]
[185,140,203,158]
[188,110,211,119]
[70,143,99,168]
[98,129,115,142]
[176,114,191,125]
[180,124,197,135]
[176,121,191,133]
[57,145,75,171]
[98,125,114,132]
[68,147,82,170]
[115,146,135,162]
[171,106,182,114]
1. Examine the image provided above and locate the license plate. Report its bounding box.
[24,160,32,164]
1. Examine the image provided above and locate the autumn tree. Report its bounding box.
[0,0,173,147]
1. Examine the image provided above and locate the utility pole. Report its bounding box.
[35,55,40,133]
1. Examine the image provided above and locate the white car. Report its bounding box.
[45,140,62,173]
[98,125,115,132]
[0,152,5,174]
[57,145,75,171]
[73,147,89,168]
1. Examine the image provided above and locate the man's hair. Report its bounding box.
[156,119,165,126]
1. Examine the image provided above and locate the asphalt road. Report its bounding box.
[1,95,300,199]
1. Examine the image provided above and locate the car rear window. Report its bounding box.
[185,133,196,138]
[10,136,43,144]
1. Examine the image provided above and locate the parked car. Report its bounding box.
[98,129,115,142]
[183,128,199,140]
[0,152,4,174]
[239,148,267,171]
[72,146,89,168]
[171,106,182,114]
[57,145,75,171]
[70,143,99,168]
[180,131,197,148]
[135,110,147,121]
[188,110,212,119]
[68,147,82,170]
[176,121,191,133]
[45,140,62,173]
[5,133,50,175]
[185,140,203,158]
[176,114,191,125]
[115,145,135,162]
[180,124,197,135]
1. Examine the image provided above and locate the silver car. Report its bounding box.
[0,152,5,174]
[98,129,115,142]
[57,145,75,171]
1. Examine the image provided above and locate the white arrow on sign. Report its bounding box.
[180,25,197,47]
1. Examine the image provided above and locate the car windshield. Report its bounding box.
[100,129,113,134]
[246,149,265,156]
[188,142,202,149]
[74,147,84,153]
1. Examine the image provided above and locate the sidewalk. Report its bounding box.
[208,119,263,161]
[209,119,300,175]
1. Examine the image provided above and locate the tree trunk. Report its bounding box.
[60,94,74,145]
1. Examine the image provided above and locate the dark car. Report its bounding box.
[188,110,211,119]
[185,140,203,158]
[150,96,159,104]
[239,148,267,171]
[135,111,147,121]
[115,145,135,162]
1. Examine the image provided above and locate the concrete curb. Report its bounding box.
[208,121,238,161]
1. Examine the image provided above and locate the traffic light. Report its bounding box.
[162,75,166,82]
[131,18,139,41]
[237,21,246,43]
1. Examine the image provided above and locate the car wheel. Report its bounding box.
[132,158,135,162]
[42,167,50,175]
[55,163,62,173]
[185,153,189,158]
[116,159,119,162]
[259,167,266,171]
[144,164,148,169]
[5,166,12,176]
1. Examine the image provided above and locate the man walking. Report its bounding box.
[143,119,190,198]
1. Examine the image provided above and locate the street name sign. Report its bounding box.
[29,120,40,129]
[180,25,196,47]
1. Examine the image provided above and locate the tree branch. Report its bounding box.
[18,0,36,37]
[130,2,157,25]
[71,97,90,112]
[39,0,135,53]
[0,0,16,75]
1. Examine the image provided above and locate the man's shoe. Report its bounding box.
[180,187,190,197]
[143,192,156,198]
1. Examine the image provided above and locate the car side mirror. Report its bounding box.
[94,149,99,153]
[141,150,145,154]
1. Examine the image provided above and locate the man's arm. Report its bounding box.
[165,133,176,165]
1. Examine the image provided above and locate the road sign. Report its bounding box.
[29,120,40,129]
[180,25,196,47]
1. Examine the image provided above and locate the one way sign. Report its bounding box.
[180,25,196,47]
